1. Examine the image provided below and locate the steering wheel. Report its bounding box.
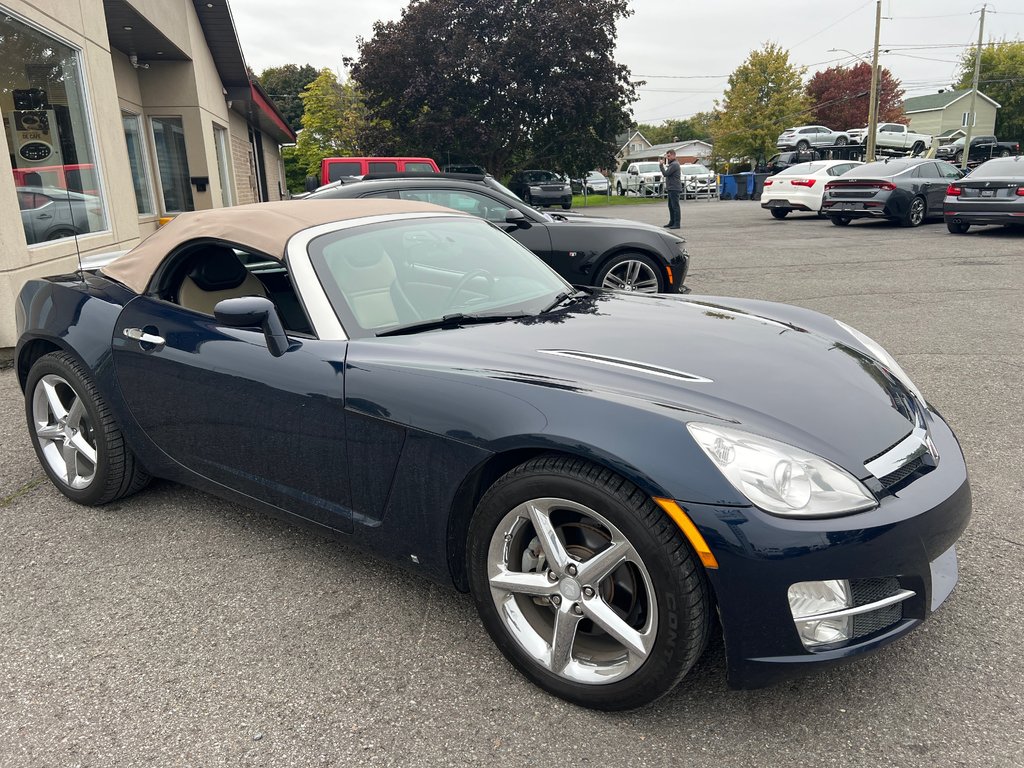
[444,269,495,310]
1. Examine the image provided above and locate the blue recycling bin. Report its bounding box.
[736,172,755,200]
[719,174,737,200]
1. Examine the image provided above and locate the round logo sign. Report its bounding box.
[19,141,53,162]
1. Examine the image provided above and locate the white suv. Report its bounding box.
[776,125,852,150]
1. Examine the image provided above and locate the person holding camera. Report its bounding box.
[659,150,681,229]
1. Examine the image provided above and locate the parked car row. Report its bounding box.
[778,123,933,156]
[762,155,1024,234]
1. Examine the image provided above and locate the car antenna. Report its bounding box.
[60,182,86,280]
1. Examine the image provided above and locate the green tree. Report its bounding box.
[294,69,374,178]
[255,64,319,133]
[714,43,809,164]
[349,0,637,178]
[956,40,1024,143]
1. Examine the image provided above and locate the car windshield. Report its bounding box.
[680,165,710,175]
[527,171,560,182]
[947,138,965,148]
[307,216,570,337]
[967,158,1023,178]
[586,171,605,180]
[637,163,660,173]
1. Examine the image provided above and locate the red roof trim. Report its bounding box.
[250,82,296,142]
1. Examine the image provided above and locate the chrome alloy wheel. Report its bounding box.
[909,197,926,226]
[32,373,98,490]
[601,260,660,293]
[486,498,657,685]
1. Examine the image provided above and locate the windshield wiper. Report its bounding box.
[540,290,586,314]
[376,312,528,337]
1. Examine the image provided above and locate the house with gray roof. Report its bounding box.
[903,89,1001,141]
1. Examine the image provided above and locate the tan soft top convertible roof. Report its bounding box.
[102,199,454,294]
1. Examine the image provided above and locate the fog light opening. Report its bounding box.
[788,579,853,648]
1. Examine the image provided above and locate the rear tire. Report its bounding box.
[561,203,572,210]
[836,136,849,146]
[830,215,852,226]
[467,455,710,710]
[911,141,926,155]
[616,183,624,196]
[770,208,789,219]
[946,221,971,234]
[901,196,926,227]
[25,351,150,506]
[999,149,1011,157]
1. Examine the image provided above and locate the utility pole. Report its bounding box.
[961,5,987,171]
[865,0,882,162]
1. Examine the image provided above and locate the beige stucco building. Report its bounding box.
[1,0,294,351]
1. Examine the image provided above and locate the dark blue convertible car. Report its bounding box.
[15,199,970,710]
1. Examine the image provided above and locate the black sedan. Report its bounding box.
[822,158,964,227]
[16,200,970,710]
[943,156,1024,233]
[309,173,688,293]
[507,169,573,209]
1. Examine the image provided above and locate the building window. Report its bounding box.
[150,116,194,213]
[121,112,154,216]
[212,123,233,207]
[2,10,108,245]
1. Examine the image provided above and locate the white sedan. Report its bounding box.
[760,160,863,218]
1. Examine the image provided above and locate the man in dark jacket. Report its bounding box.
[660,150,681,229]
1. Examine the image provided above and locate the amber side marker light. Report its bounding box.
[665,265,674,285]
[158,216,174,227]
[653,497,719,569]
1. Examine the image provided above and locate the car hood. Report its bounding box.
[352,293,918,474]
[545,213,678,237]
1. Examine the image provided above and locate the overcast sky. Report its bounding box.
[231,0,1022,125]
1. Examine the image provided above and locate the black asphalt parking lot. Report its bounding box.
[2,201,1022,767]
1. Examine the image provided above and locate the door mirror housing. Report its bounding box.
[504,208,530,229]
[214,296,292,357]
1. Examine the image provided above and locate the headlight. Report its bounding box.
[687,423,877,517]
[835,320,926,404]
[529,185,541,192]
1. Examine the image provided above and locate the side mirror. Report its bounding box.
[304,175,319,192]
[505,208,530,229]
[214,296,292,357]
[629,169,638,175]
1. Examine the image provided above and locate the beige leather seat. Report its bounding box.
[177,245,267,315]
[327,242,418,329]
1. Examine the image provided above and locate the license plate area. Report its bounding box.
[981,189,995,197]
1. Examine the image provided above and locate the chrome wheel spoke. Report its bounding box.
[526,501,570,571]
[61,440,79,481]
[65,396,85,431]
[69,432,97,465]
[36,424,64,442]
[42,379,68,421]
[603,272,627,290]
[490,569,557,597]
[583,597,651,658]
[633,277,659,293]
[548,607,583,673]
[626,260,642,284]
[577,539,631,585]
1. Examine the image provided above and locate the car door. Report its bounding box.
[913,162,948,212]
[110,284,355,533]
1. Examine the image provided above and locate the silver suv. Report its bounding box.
[776,125,851,150]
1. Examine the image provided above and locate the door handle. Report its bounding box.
[37,213,52,219]
[123,327,166,346]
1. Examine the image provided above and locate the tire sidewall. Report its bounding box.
[467,466,705,710]
[25,353,113,505]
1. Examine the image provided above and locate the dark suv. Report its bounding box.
[507,169,573,209]
[760,150,823,175]
[308,174,689,293]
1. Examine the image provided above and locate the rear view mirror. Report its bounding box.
[214,296,292,357]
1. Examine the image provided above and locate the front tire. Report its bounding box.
[467,456,710,710]
[25,351,149,506]
[770,208,789,219]
[911,141,926,155]
[796,140,810,151]
[595,252,665,293]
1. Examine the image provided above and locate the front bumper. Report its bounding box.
[528,189,572,206]
[681,409,970,689]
